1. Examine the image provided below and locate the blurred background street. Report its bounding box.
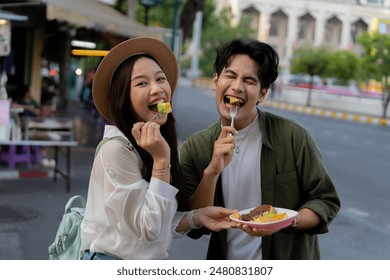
[1,80,389,260]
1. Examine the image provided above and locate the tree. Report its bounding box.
[290,46,330,106]
[358,31,390,119]
[115,0,174,27]
[325,50,360,86]
[198,8,256,76]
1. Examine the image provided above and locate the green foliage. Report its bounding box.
[114,0,127,14]
[290,46,330,77]
[136,0,179,27]
[290,46,361,85]
[357,31,390,84]
[199,9,256,76]
[326,50,360,85]
[115,0,178,27]
[357,31,390,117]
[180,56,191,70]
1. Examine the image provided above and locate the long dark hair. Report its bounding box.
[107,54,183,190]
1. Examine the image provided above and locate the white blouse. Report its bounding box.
[80,125,185,260]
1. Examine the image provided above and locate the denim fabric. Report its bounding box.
[82,250,122,260]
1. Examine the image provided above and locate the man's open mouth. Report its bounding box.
[224,95,244,107]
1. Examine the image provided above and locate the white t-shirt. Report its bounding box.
[80,125,185,260]
[222,117,262,259]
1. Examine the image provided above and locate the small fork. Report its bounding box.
[230,105,237,128]
[147,112,163,123]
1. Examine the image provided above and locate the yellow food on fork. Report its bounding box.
[157,102,172,114]
[229,97,239,105]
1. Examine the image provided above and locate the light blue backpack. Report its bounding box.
[48,136,131,260]
[48,195,86,260]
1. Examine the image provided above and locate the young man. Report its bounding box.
[178,39,340,260]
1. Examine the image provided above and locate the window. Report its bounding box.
[269,18,279,36]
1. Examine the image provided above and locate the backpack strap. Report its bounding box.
[65,195,86,214]
[94,136,134,158]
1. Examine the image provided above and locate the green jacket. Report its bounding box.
[179,108,340,260]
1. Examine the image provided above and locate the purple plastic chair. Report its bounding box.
[0,145,32,169]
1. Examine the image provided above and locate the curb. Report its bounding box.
[263,100,389,127]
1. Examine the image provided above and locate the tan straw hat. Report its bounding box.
[92,37,178,123]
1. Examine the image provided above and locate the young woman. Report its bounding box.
[80,38,235,260]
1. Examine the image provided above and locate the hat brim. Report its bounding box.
[92,37,178,123]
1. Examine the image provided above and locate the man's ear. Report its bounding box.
[212,73,218,90]
[257,88,268,104]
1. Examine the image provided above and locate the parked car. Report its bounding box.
[288,74,322,89]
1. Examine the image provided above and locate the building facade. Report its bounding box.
[215,0,390,72]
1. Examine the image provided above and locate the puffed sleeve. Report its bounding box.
[99,140,180,241]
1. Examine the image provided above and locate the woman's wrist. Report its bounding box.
[187,209,202,229]
[151,164,171,176]
[153,159,170,169]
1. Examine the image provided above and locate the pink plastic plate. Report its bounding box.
[230,207,298,230]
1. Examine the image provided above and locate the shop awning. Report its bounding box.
[43,0,162,38]
[0,10,28,21]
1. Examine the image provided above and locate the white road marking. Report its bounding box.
[345,207,370,217]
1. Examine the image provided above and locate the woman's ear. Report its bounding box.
[212,73,218,90]
[257,88,268,104]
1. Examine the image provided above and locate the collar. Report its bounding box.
[257,108,273,150]
[103,125,127,139]
[214,108,273,150]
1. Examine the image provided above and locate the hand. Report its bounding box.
[207,126,237,176]
[132,122,170,164]
[193,206,237,232]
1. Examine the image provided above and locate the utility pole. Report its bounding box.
[171,0,182,52]
[127,0,136,19]
[190,11,202,79]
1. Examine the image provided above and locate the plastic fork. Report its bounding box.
[147,112,163,123]
[230,105,237,128]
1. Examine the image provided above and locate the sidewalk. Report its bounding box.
[263,99,389,126]
[263,85,389,127]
